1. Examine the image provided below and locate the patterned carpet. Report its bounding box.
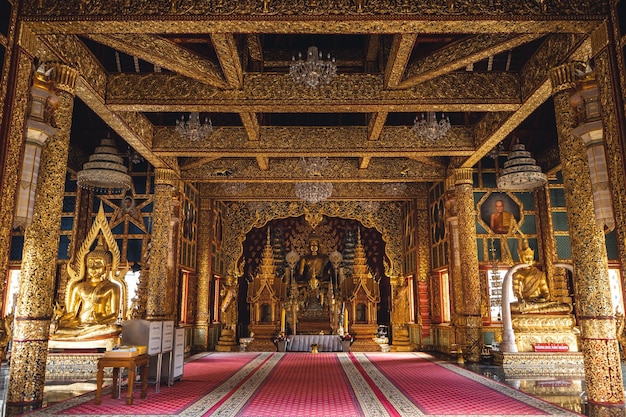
[24,352,583,417]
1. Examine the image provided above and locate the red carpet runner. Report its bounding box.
[25,352,583,417]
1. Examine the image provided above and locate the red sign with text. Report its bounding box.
[533,343,569,352]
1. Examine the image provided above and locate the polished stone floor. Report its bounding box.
[0,353,622,416]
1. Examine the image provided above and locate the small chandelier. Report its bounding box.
[295,157,333,203]
[412,112,451,142]
[382,182,407,196]
[289,46,337,88]
[497,140,547,191]
[295,182,333,203]
[175,112,213,141]
[77,138,132,192]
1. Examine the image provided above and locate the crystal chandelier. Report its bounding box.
[497,140,547,191]
[382,182,407,196]
[295,157,333,203]
[289,46,337,88]
[175,112,213,141]
[77,138,132,192]
[295,182,333,203]
[412,112,451,142]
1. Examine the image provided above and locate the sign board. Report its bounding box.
[533,343,569,352]
[161,321,174,353]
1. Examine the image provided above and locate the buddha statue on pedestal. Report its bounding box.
[510,239,571,314]
[52,240,122,338]
[50,206,127,347]
[296,236,333,286]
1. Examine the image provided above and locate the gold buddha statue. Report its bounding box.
[510,239,571,314]
[296,236,332,285]
[51,205,127,344]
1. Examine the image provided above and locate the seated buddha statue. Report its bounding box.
[510,239,571,314]
[296,236,333,288]
[51,239,123,339]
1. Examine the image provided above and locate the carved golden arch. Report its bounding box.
[219,200,404,281]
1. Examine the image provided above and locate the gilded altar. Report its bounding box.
[245,225,382,352]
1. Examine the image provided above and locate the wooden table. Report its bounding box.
[95,354,149,405]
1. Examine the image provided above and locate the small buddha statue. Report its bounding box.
[220,274,238,331]
[510,239,571,314]
[51,239,123,339]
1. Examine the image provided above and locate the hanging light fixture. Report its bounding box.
[496,139,547,191]
[289,46,337,88]
[77,138,132,192]
[412,112,451,142]
[175,112,213,141]
[295,157,333,203]
[382,182,407,196]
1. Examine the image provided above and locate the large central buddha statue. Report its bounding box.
[295,235,333,286]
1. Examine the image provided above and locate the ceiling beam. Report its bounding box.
[25,15,601,36]
[85,33,228,89]
[367,111,388,141]
[399,33,544,88]
[106,72,522,112]
[36,34,168,169]
[182,157,446,183]
[153,125,475,157]
[211,33,244,88]
[240,112,260,141]
[385,34,417,89]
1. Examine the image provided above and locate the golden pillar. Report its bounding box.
[145,168,178,320]
[445,176,464,343]
[453,168,482,362]
[6,63,78,413]
[592,23,626,309]
[194,197,213,350]
[0,34,37,312]
[415,196,431,345]
[550,63,624,407]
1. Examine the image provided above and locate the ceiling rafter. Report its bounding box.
[85,33,229,89]
[385,33,417,89]
[399,33,544,88]
[211,33,244,88]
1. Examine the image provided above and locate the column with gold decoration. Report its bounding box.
[145,168,178,320]
[6,63,77,414]
[453,168,482,362]
[550,62,625,410]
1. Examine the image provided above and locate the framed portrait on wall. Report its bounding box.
[478,191,522,235]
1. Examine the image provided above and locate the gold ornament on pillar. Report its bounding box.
[570,63,615,233]
[14,64,59,228]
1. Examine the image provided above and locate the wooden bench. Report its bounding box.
[95,354,149,405]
